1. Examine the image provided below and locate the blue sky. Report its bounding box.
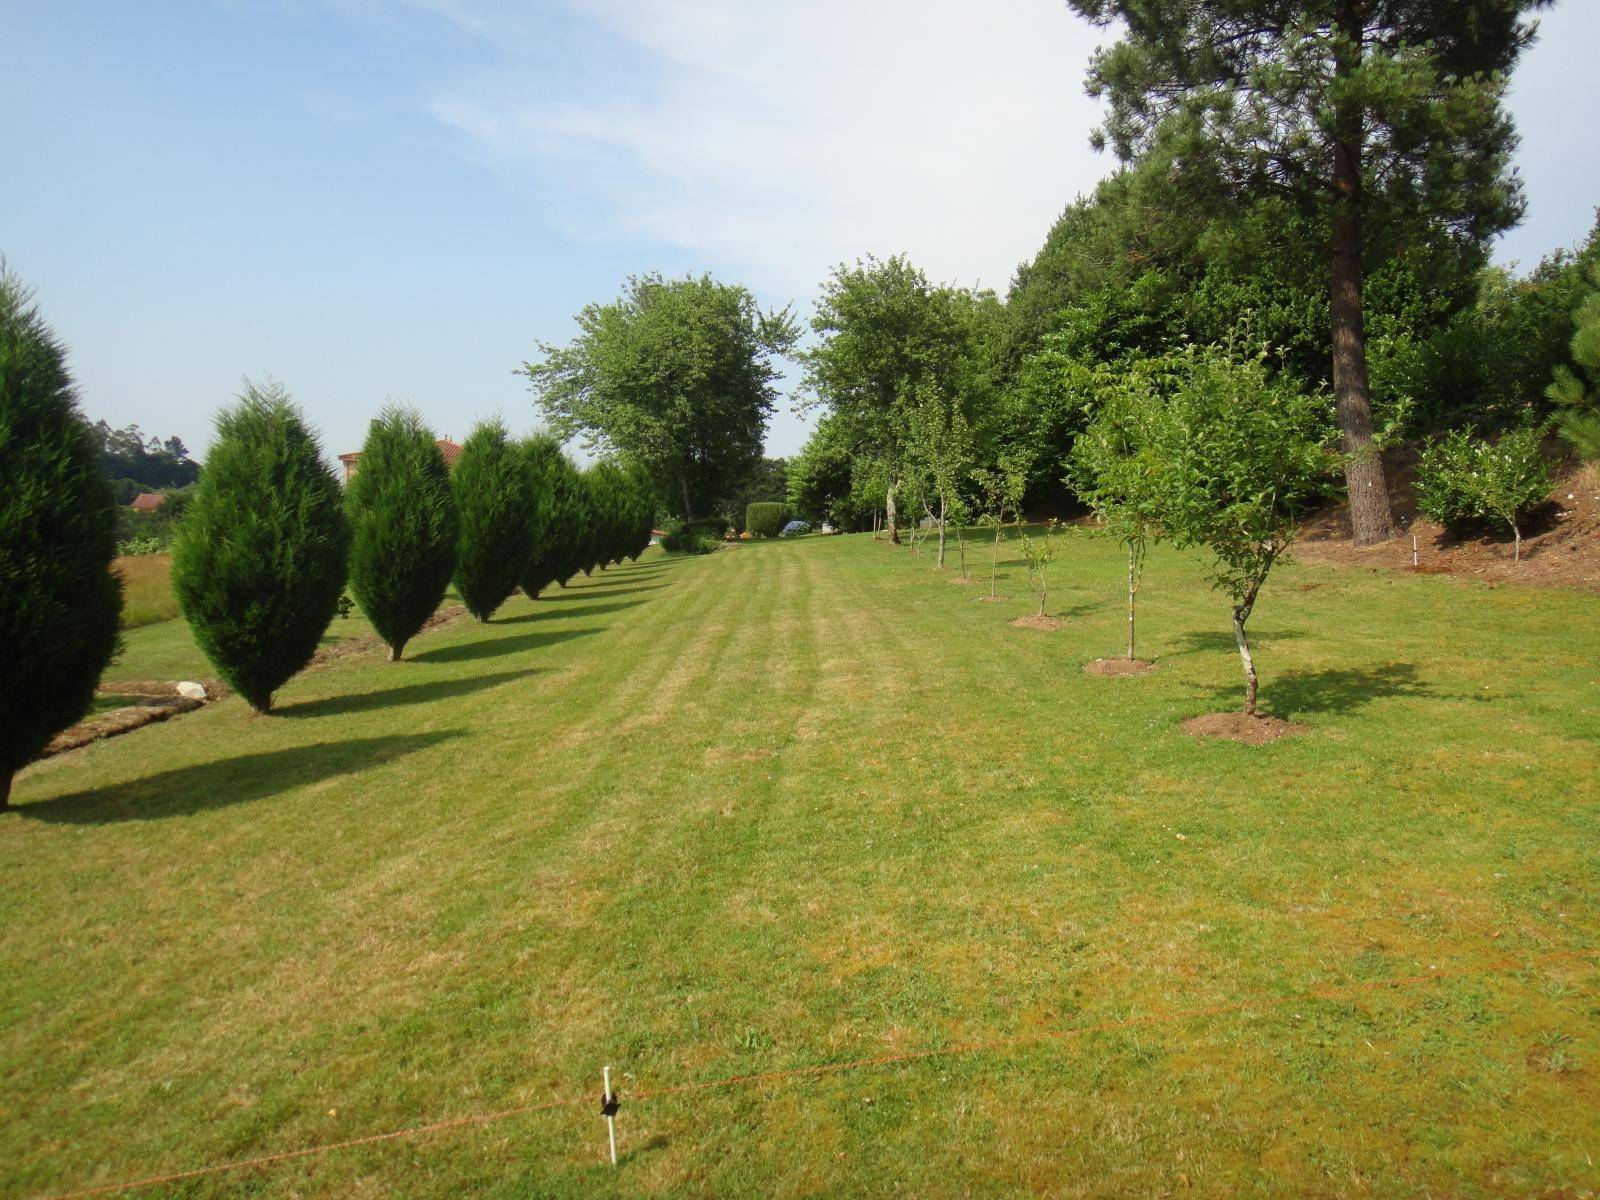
[3,1,1596,462]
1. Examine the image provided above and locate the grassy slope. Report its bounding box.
[3,535,1598,1199]
[115,555,180,630]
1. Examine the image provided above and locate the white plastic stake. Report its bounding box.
[603,1065,618,1166]
[1412,533,1419,568]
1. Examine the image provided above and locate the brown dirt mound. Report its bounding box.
[1010,614,1063,632]
[1297,457,1600,593]
[99,679,228,699]
[1084,658,1158,677]
[1181,712,1308,744]
[43,696,204,758]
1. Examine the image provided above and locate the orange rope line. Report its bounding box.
[35,945,1598,1200]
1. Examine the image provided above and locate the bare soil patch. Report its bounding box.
[43,696,204,758]
[1181,712,1308,745]
[309,604,468,668]
[1297,458,1600,593]
[1010,614,1063,632]
[1084,658,1158,677]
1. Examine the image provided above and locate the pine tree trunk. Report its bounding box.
[390,642,403,663]
[1331,3,1394,546]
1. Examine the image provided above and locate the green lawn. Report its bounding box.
[4,533,1598,1198]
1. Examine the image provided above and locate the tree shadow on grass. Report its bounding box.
[276,667,540,718]
[408,626,599,665]
[18,731,463,824]
[1193,662,1446,717]
[499,598,651,624]
[536,582,670,603]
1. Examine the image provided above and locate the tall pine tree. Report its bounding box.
[453,419,537,621]
[0,270,122,811]
[1066,0,1547,543]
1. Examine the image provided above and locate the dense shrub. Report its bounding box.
[0,269,123,810]
[1547,264,1600,462]
[1417,425,1552,560]
[520,434,582,598]
[172,381,349,713]
[660,522,719,554]
[453,419,537,621]
[745,501,791,537]
[346,406,458,660]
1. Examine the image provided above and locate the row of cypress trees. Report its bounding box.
[1,269,658,814]
[173,393,655,713]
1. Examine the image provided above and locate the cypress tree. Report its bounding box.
[346,406,458,661]
[0,270,122,811]
[554,467,595,587]
[520,434,581,599]
[172,381,349,713]
[453,418,537,621]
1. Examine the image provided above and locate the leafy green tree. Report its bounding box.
[0,270,123,810]
[1142,348,1336,715]
[1067,0,1548,544]
[1417,425,1552,561]
[173,381,349,713]
[452,419,537,622]
[745,502,791,538]
[788,412,882,531]
[906,383,975,571]
[1547,265,1600,461]
[523,274,798,520]
[345,406,458,661]
[1070,363,1169,662]
[520,435,583,598]
[718,457,789,530]
[801,256,995,544]
[1019,530,1059,619]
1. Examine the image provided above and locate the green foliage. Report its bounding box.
[1018,529,1059,617]
[523,273,798,520]
[0,268,123,806]
[452,419,537,621]
[1416,426,1552,557]
[346,406,459,660]
[660,522,720,555]
[717,457,789,529]
[1547,262,1600,461]
[520,434,583,598]
[89,420,201,490]
[171,380,349,713]
[745,502,791,538]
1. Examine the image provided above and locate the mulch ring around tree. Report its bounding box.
[1010,614,1063,632]
[1084,658,1159,678]
[1181,712,1309,745]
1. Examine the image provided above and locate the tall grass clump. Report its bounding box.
[346,406,459,660]
[172,381,349,713]
[0,268,122,810]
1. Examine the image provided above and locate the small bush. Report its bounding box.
[660,523,719,554]
[1417,425,1552,560]
[745,502,791,537]
[172,381,349,713]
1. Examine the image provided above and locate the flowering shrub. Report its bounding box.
[1416,425,1551,560]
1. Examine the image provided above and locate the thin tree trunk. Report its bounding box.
[886,480,900,545]
[1127,545,1137,661]
[936,495,946,568]
[1513,521,1522,562]
[0,770,11,813]
[1331,1,1394,546]
[390,642,403,663]
[679,475,695,523]
[1233,604,1259,716]
[957,524,967,580]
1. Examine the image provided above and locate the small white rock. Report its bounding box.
[175,681,208,701]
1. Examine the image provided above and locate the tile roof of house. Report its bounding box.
[338,438,464,470]
[129,492,166,512]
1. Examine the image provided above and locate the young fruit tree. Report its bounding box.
[345,406,459,661]
[1019,528,1059,619]
[1067,0,1549,545]
[906,383,974,571]
[1069,365,1166,662]
[1416,425,1551,562]
[1144,347,1336,716]
[0,270,123,810]
[970,451,1029,600]
[172,381,350,713]
[452,419,538,622]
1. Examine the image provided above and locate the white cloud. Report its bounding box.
[425,0,1112,301]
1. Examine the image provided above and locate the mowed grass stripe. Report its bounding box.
[3,533,1598,1197]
